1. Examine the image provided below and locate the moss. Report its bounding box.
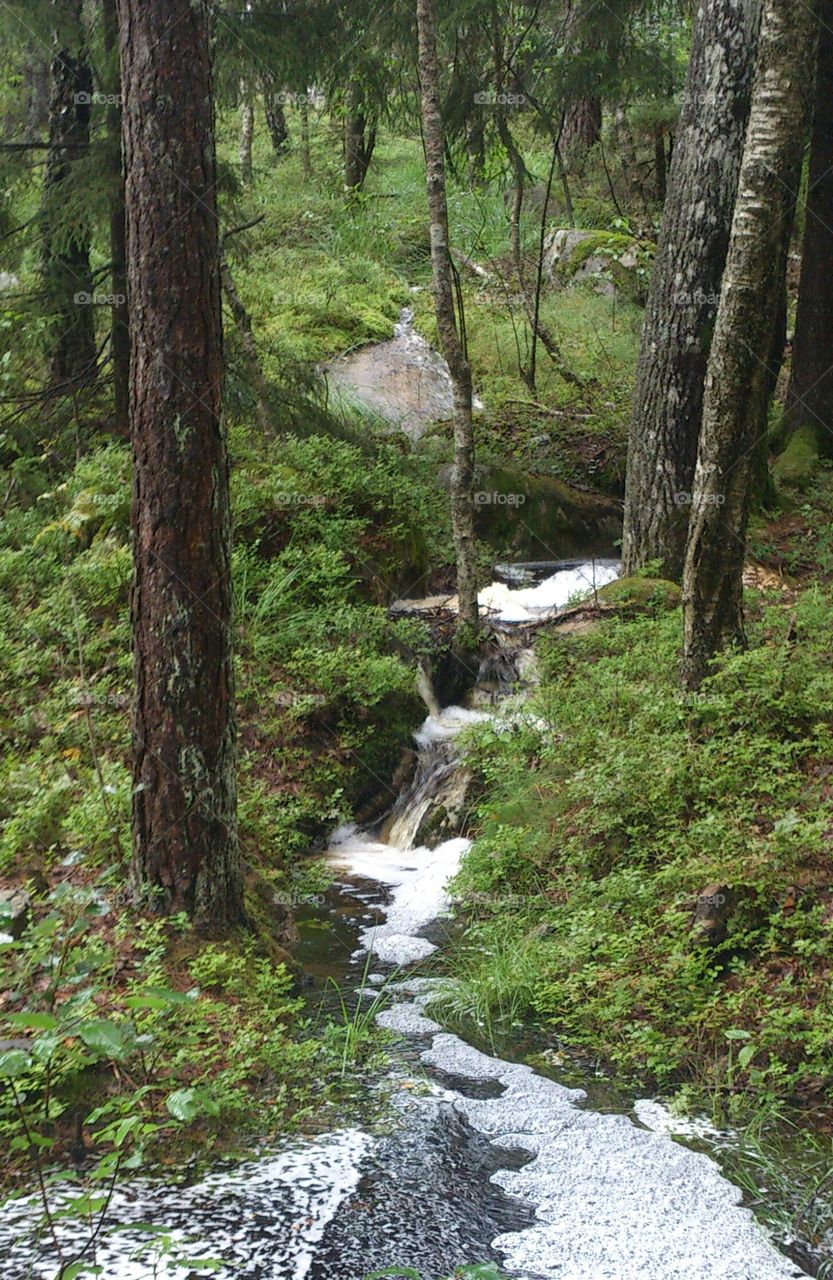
[773,424,819,492]
[597,576,681,609]
[467,463,622,559]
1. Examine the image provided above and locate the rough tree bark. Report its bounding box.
[681,0,817,689]
[262,79,289,155]
[299,97,311,177]
[562,96,601,170]
[41,20,97,392]
[344,80,376,192]
[622,0,762,582]
[784,16,833,451]
[117,0,243,924]
[240,79,254,184]
[103,0,129,428]
[416,0,479,633]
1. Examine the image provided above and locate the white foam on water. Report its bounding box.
[418,1034,803,1280]
[328,829,471,967]
[479,560,619,622]
[0,1129,373,1279]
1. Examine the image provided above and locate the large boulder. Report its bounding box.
[544,229,654,303]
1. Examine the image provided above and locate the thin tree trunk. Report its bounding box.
[614,104,653,228]
[117,0,243,924]
[681,0,817,690]
[262,79,289,155]
[24,53,49,142]
[300,97,311,177]
[416,0,479,633]
[103,0,129,429]
[344,81,365,192]
[239,79,254,184]
[622,0,762,582]
[41,22,97,393]
[784,15,833,451]
[220,246,273,437]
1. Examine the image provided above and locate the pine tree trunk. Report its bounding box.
[262,80,289,155]
[240,79,254,184]
[300,97,311,177]
[41,34,97,392]
[562,96,601,170]
[622,0,762,581]
[344,82,365,192]
[784,16,833,451]
[117,0,243,925]
[416,0,479,633]
[103,0,129,429]
[681,0,817,690]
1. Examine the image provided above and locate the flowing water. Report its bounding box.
[325,306,482,440]
[0,564,819,1279]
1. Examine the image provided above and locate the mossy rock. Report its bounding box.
[597,576,681,610]
[545,229,655,304]
[773,424,819,492]
[460,462,622,559]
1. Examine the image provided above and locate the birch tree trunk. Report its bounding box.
[784,16,833,451]
[117,0,243,924]
[416,0,479,632]
[240,79,254,184]
[622,0,762,581]
[681,0,817,689]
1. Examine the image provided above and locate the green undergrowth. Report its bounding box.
[435,587,833,1115]
[220,122,642,493]
[0,413,449,1185]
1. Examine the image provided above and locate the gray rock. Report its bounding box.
[0,889,30,940]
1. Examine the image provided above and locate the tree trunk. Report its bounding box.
[300,97,311,177]
[622,0,762,581]
[262,80,289,155]
[41,29,97,393]
[103,0,129,429]
[239,79,254,184]
[784,15,833,451]
[614,104,654,228]
[220,247,273,437]
[24,53,49,142]
[416,0,479,633]
[562,96,601,170]
[117,0,243,925]
[681,0,817,690]
[344,81,375,193]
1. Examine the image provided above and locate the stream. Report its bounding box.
[0,563,816,1280]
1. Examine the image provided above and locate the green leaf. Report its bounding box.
[0,1049,31,1077]
[79,1020,131,1059]
[165,1087,219,1122]
[737,1043,757,1070]
[724,1028,751,1042]
[5,1012,58,1031]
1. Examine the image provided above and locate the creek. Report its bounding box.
[0,562,817,1280]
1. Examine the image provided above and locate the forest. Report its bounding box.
[0,0,832,1276]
